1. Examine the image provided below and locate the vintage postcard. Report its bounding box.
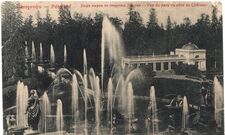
[1,1,224,135]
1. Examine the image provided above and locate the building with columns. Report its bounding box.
[122,43,206,72]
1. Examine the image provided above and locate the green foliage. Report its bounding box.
[174,63,201,77]
[1,1,23,43]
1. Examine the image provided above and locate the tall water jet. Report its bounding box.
[16,81,28,128]
[113,75,124,108]
[64,44,67,65]
[127,82,134,134]
[25,41,29,58]
[89,68,96,91]
[83,49,88,134]
[101,16,125,93]
[32,41,36,62]
[182,96,189,130]
[72,74,79,126]
[148,86,159,135]
[40,92,51,133]
[50,44,55,67]
[40,42,43,63]
[95,76,101,135]
[107,78,113,130]
[56,99,64,134]
[214,76,224,129]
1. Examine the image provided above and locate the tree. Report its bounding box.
[58,5,72,25]
[2,1,23,43]
[123,4,145,55]
[166,16,172,31]
[147,8,159,29]
[211,6,219,29]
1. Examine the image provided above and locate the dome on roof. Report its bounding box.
[182,42,199,50]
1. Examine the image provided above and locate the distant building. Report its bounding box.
[122,42,206,71]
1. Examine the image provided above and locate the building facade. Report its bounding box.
[122,43,206,71]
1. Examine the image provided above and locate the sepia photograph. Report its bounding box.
[1,1,224,135]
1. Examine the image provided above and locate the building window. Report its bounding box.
[195,62,199,67]
[156,63,161,71]
[195,55,199,58]
[164,62,168,70]
[171,62,176,69]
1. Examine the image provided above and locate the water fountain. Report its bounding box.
[214,76,224,129]
[72,74,79,130]
[147,86,159,135]
[89,68,96,91]
[83,49,88,135]
[25,41,29,58]
[101,16,124,93]
[127,82,134,134]
[64,44,67,65]
[16,81,29,128]
[32,41,36,62]
[107,78,113,131]
[39,91,51,133]
[40,42,43,63]
[56,99,64,134]
[182,96,189,130]
[95,76,101,135]
[50,44,55,67]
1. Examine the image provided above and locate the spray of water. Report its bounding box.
[148,86,159,135]
[25,41,29,58]
[182,96,189,130]
[64,44,67,65]
[101,16,124,94]
[40,92,51,133]
[16,81,28,128]
[32,41,36,62]
[107,78,113,130]
[50,44,55,66]
[214,76,224,128]
[95,76,101,135]
[127,82,134,134]
[83,49,88,134]
[72,74,79,127]
[89,68,96,91]
[56,99,64,134]
[40,42,43,63]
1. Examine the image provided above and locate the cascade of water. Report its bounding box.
[40,92,51,133]
[127,82,134,134]
[182,96,189,130]
[40,43,43,63]
[107,78,113,130]
[64,44,67,65]
[50,44,55,66]
[32,41,36,62]
[149,86,159,135]
[214,76,224,128]
[72,74,79,127]
[16,81,28,128]
[56,99,64,134]
[83,49,88,134]
[95,76,101,135]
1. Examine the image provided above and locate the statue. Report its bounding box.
[25,90,41,131]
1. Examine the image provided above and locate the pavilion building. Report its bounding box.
[122,42,206,71]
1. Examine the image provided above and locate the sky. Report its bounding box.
[17,1,222,25]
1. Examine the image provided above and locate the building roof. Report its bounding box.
[182,42,199,50]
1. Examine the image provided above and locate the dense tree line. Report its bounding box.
[2,2,223,81]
